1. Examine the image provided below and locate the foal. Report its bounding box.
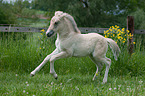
[30,11,120,83]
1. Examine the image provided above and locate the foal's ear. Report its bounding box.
[55,11,63,16]
[60,13,68,19]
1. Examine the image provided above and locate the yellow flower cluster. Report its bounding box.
[41,29,45,32]
[104,25,135,44]
[40,29,45,35]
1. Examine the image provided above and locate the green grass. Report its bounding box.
[0,72,145,96]
[0,32,145,95]
[1,32,145,76]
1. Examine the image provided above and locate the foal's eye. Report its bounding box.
[54,22,58,25]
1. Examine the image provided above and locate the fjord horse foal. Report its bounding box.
[30,11,120,83]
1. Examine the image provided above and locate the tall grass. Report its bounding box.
[0,32,145,77]
[0,31,145,96]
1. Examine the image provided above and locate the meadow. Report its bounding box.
[0,72,144,96]
[0,29,145,95]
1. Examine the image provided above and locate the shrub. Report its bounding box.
[0,3,16,24]
[104,25,145,76]
[130,8,145,29]
[104,25,135,49]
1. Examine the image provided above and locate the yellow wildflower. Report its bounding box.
[104,31,106,33]
[117,33,121,37]
[117,36,123,40]
[127,30,130,33]
[41,29,45,32]
[115,25,118,28]
[105,35,107,38]
[109,29,112,31]
[123,41,125,43]
[121,31,124,34]
[112,26,114,29]
[122,28,125,31]
[117,29,121,32]
[113,34,115,37]
[133,42,136,44]
[104,30,109,34]
[114,28,117,31]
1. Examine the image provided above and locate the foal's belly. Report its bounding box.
[72,42,95,57]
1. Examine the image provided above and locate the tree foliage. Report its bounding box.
[0,0,145,29]
[31,0,70,11]
[130,8,145,29]
[31,0,145,28]
[0,0,16,24]
[0,0,38,24]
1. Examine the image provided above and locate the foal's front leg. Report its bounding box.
[30,49,59,76]
[49,51,69,79]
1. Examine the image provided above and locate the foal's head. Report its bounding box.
[46,11,80,37]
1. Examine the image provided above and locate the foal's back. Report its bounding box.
[68,33,108,57]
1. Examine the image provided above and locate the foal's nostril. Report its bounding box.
[46,30,54,37]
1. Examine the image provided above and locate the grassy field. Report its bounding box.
[0,72,145,96]
[0,30,145,95]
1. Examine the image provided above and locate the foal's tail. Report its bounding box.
[106,38,121,60]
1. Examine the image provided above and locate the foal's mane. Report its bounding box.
[55,11,81,33]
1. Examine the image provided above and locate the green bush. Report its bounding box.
[130,8,145,29]
[0,1,16,24]
[104,25,145,76]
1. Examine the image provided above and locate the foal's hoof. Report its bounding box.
[102,82,106,84]
[55,77,58,80]
[30,73,35,77]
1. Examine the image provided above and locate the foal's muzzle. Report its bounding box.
[46,30,54,37]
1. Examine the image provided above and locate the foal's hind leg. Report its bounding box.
[89,56,103,81]
[101,57,111,83]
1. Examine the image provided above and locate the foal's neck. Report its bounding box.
[58,21,78,40]
[57,30,77,40]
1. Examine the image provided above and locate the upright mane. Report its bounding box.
[55,11,81,33]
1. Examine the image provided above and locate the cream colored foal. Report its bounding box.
[30,11,120,83]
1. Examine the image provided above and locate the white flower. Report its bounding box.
[109,88,112,90]
[114,87,117,90]
[75,86,79,90]
[27,84,29,86]
[139,80,143,84]
[118,85,121,88]
[126,88,129,91]
[32,95,36,96]
[60,83,62,85]
[51,82,53,85]
[23,90,26,93]
[27,92,29,94]
[16,74,18,76]
[4,92,8,94]
[26,81,28,84]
